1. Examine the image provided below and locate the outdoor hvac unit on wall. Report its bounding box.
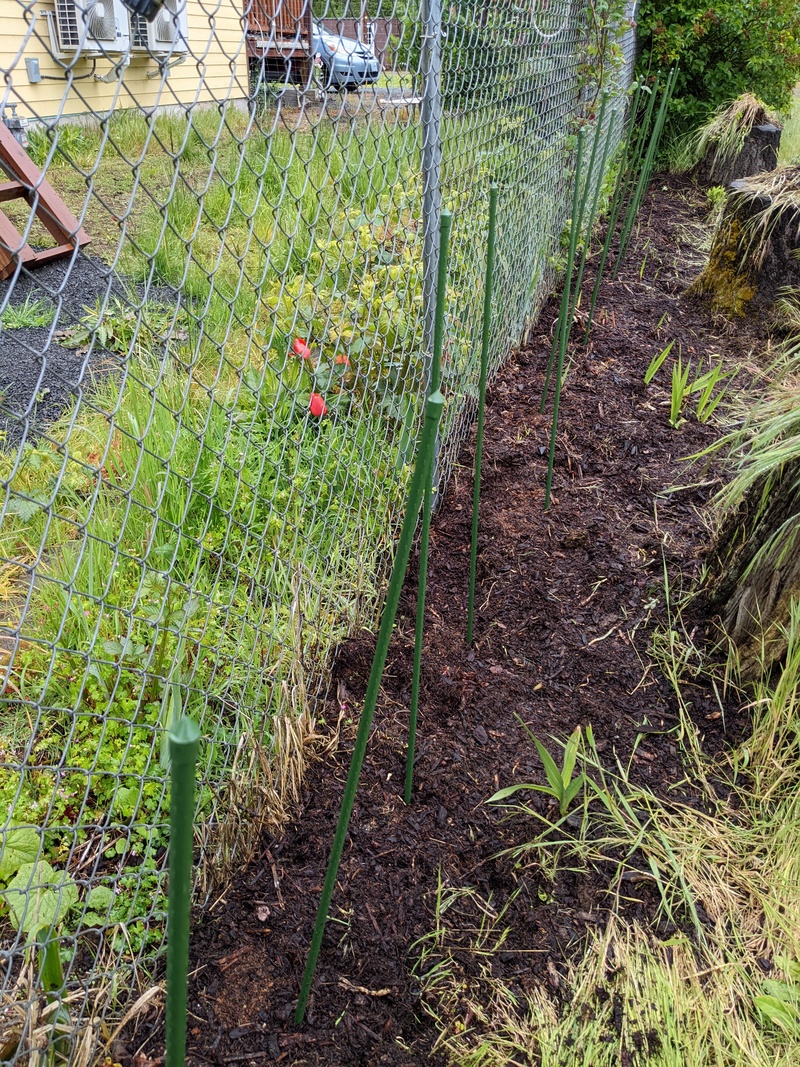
[48,0,131,55]
[130,0,189,56]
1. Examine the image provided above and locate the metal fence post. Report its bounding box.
[165,717,201,1067]
[421,0,443,381]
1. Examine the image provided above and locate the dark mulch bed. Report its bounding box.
[125,174,768,1066]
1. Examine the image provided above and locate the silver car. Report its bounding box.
[312,20,381,90]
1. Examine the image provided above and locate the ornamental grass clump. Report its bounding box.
[734,166,800,269]
[691,93,778,178]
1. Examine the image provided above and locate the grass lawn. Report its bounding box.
[376,69,415,91]
[0,105,428,943]
[780,84,800,164]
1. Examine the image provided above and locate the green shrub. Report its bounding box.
[636,0,800,129]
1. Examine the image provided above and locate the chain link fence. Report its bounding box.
[0,1,635,1061]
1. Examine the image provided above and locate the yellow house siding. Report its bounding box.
[0,1,249,124]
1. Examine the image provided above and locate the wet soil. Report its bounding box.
[125,174,769,1066]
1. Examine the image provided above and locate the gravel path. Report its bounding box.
[0,255,177,448]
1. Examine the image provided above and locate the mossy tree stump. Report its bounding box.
[707,462,800,678]
[690,167,800,318]
[697,123,782,187]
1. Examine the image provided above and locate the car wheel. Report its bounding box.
[319,62,336,92]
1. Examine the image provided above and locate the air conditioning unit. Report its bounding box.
[130,0,189,56]
[48,0,131,55]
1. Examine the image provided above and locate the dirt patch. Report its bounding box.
[0,257,123,445]
[121,174,766,1066]
[0,256,184,446]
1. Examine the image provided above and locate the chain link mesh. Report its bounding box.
[0,1,635,1060]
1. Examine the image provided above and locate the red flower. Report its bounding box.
[309,393,328,417]
[293,337,312,359]
[335,354,350,366]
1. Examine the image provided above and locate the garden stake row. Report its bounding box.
[583,77,651,341]
[540,130,587,415]
[164,717,201,1067]
[467,184,498,647]
[544,131,584,511]
[610,73,662,262]
[296,210,452,1014]
[406,209,452,804]
[567,93,612,338]
[613,66,678,275]
[542,95,611,411]
[295,389,443,1023]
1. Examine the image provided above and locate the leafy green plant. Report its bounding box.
[489,725,585,818]
[755,961,800,1037]
[60,296,187,356]
[648,346,732,426]
[644,338,676,384]
[690,358,733,422]
[0,825,39,881]
[0,295,56,330]
[2,860,78,938]
[0,825,113,939]
[0,826,120,1063]
[637,1,800,130]
[707,185,726,213]
[581,0,636,103]
[670,350,692,427]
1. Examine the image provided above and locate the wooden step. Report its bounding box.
[0,124,90,279]
[0,180,26,203]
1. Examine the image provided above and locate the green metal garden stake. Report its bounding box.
[614,66,678,272]
[541,130,586,414]
[467,184,498,647]
[406,209,452,804]
[613,74,660,224]
[584,78,650,341]
[613,69,673,276]
[165,716,200,1067]
[645,79,678,190]
[429,210,452,392]
[543,96,610,404]
[544,131,584,511]
[406,475,433,805]
[296,390,444,1024]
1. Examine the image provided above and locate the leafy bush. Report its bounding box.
[636,0,800,128]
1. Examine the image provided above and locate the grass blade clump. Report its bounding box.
[417,519,800,1063]
[692,93,778,178]
[735,166,800,269]
[644,338,675,384]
